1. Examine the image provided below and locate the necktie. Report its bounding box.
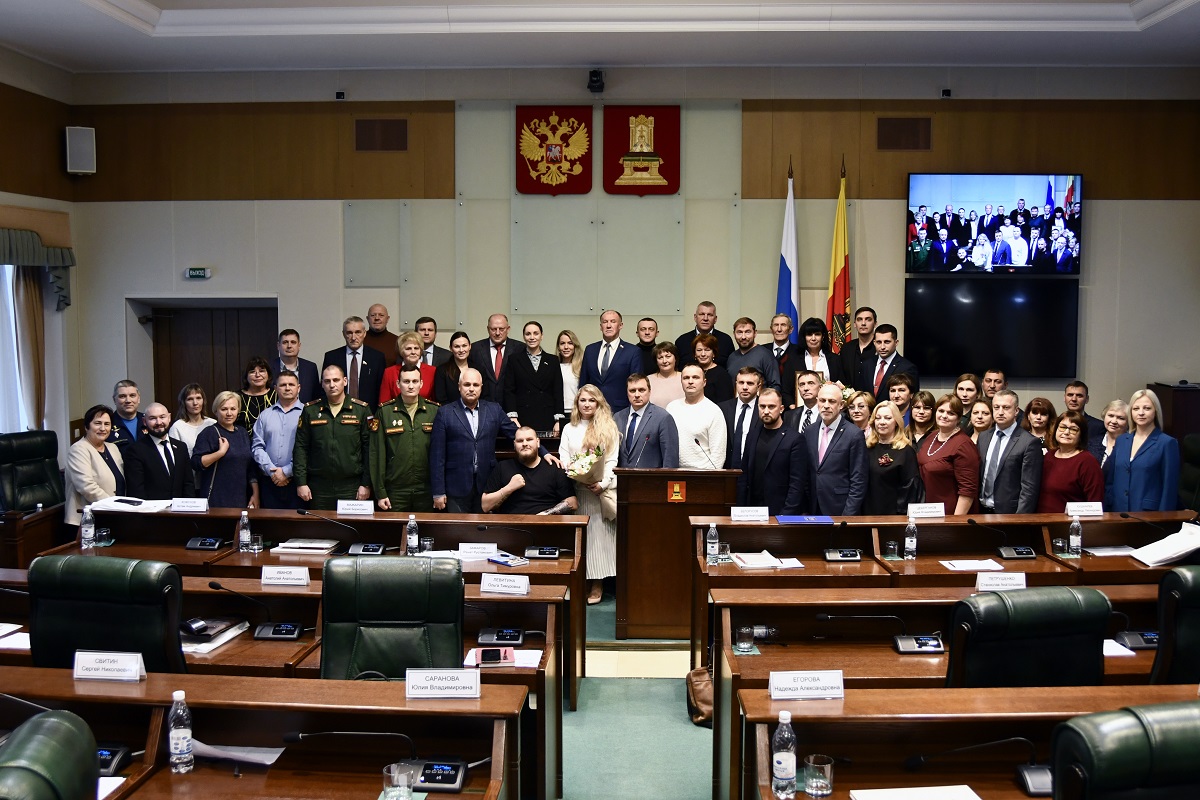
[600,343,612,377]
[425,349,432,365]
[493,345,503,379]
[983,429,1006,500]
[625,411,639,455]
[348,350,359,398]
[775,347,783,359]
[873,358,887,395]
[818,425,831,463]
[733,403,749,468]
[801,409,813,433]
[161,440,174,474]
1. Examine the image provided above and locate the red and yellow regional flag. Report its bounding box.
[602,105,680,195]
[516,106,593,195]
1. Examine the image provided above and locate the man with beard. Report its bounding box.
[124,402,195,500]
[481,427,578,514]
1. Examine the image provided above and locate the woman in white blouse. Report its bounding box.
[556,330,583,413]
[558,384,619,605]
[168,382,216,457]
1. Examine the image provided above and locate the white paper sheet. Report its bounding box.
[192,739,284,765]
[1103,639,1137,657]
[0,622,21,638]
[939,559,1004,571]
[98,777,125,800]
[0,632,30,650]
[463,648,544,668]
[850,786,982,799]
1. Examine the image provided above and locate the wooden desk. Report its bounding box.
[294,583,564,800]
[48,509,588,712]
[1040,513,1194,584]
[689,518,891,669]
[0,569,323,677]
[0,666,525,800]
[0,502,67,568]
[616,469,738,640]
[709,587,1159,800]
[738,685,1200,800]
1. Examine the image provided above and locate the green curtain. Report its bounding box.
[0,227,74,310]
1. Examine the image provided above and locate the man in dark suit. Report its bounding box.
[416,316,452,367]
[991,230,1013,268]
[274,328,321,404]
[855,324,919,403]
[926,228,955,271]
[949,207,971,247]
[430,367,524,513]
[613,374,679,469]
[634,317,660,376]
[124,402,194,500]
[579,309,641,413]
[322,315,384,410]
[838,306,876,399]
[106,379,144,452]
[768,314,802,381]
[737,388,808,516]
[719,367,764,470]
[804,383,867,515]
[1063,380,1106,444]
[468,313,523,403]
[977,389,1043,514]
[980,204,1000,241]
[674,300,736,367]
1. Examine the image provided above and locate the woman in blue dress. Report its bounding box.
[192,390,259,509]
[1104,388,1180,512]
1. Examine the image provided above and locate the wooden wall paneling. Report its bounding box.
[252,104,341,199]
[0,83,73,202]
[740,102,776,199]
[0,205,72,248]
[168,105,258,201]
[235,308,280,379]
[151,308,176,409]
[71,105,174,202]
[419,105,456,200]
[796,107,861,199]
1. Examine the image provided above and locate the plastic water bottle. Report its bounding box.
[706,524,719,565]
[168,690,194,774]
[1068,515,1083,557]
[80,505,95,549]
[406,515,419,556]
[903,517,918,560]
[771,709,796,799]
[238,511,252,552]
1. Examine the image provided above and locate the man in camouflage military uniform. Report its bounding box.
[293,364,371,510]
[369,363,438,512]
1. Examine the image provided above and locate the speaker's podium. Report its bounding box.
[615,468,738,639]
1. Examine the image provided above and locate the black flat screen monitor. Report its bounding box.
[903,277,1079,380]
[907,174,1082,275]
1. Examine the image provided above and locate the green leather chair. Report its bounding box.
[28,554,187,673]
[1051,701,1200,799]
[946,586,1110,688]
[1150,565,1200,684]
[0,710,98,800]
[320,556,464,680]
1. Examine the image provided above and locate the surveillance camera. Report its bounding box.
[587,70,605,94]
[940,88,952,99]
[334,91,346,101]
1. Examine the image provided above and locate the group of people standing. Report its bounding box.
[62,300,1182,608]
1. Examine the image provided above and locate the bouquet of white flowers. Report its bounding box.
[566,446,605,485]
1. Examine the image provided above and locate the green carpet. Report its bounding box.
[586,594,689,647]
[562,677,711,799]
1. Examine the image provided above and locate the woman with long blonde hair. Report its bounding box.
[558,384,619,604]
[556,330,584,412]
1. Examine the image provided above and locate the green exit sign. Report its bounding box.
[183,267,211,280]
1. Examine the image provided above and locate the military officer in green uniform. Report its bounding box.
[370,363,438,512]
[293,364,371,510]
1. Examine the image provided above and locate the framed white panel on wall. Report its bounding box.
[343,200,411,288]
[510,195,597,316]
[596,195,684,315]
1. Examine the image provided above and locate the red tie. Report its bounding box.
[494,344,503,379]
[873,359,886,395]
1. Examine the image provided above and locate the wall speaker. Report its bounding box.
[65,126,96,175]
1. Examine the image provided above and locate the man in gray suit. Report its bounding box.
[977,389,1043,514]
[614,374,680,469]
[804,383,867,516]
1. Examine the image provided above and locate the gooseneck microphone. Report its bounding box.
[693,438,721,470]
[904,736,1051,796]
[208,580,302,641]
[283,730,417,758]
[296,507,360,536]
[816,612,907,636]
[630,434,651,468]
[967,517,1036,559]
[1119,512,1172,535]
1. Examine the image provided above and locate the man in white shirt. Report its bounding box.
[667,364,728,469]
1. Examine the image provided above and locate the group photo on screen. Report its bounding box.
[906,173,1083,275]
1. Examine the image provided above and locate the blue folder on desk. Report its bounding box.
[776,515,834,525]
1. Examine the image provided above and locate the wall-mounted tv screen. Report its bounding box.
[904,277,1079,380]
[907,174,1082,275]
